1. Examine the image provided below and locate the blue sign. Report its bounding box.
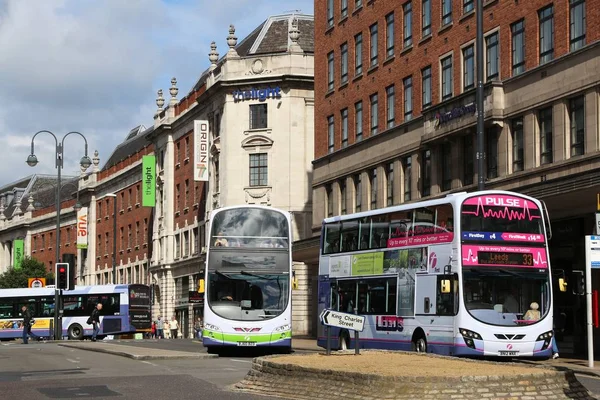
[592,261,600,269]
[232,87,282,102]
[435,103,476,126]
[462,232,502,241]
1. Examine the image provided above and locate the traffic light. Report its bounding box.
[56,263,69,290]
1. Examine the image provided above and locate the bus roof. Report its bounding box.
[0,284,140,298]
[322,190,540,224]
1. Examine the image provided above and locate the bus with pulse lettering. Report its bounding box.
[317,190,565,358]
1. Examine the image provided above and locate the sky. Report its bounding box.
[0,0,313,187]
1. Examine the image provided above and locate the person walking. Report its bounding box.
[88,303,102,342]
[169,316,179,339]
[156,316,164,339]
[194,317,203,339]
[21,305,39,344]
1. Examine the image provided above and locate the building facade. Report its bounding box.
[310,0,600,353]
[148,14,315,337]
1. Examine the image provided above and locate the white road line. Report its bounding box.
[141,360,158,366]
[66,358,80,364]
[230,359,251,363]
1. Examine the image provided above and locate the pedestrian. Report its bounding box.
[151,321,156,339]
[156,316,164,339]
[88,303,102,342]
[552,336,560,359]
[21,305,39,344]
[169,316,179,339]
[194,316,203,339]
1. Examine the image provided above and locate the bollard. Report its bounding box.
[49,319,54,341]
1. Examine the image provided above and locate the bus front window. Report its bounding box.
[462,268,550,326]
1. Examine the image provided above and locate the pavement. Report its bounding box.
[58,341,218,360]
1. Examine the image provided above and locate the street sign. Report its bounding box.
[319,309,365,332]
[28,277,46,288]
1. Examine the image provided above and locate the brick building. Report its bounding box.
[304,0,600,352]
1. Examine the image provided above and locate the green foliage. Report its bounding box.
[0,257,53,289]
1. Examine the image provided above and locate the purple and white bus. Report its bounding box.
[317,190,564,358]
[0,284,152,340]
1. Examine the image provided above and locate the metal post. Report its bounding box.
[585,236,594,368]
[112,196,117,284]
[476,0,485,190]
[54,145,62,341]
[354,330,359,355]
[326,326,331,356]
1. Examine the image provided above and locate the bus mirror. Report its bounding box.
[440,279,451,294]
[558,278,567,292]
[198,279,205,294]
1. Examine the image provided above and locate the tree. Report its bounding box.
[0,257,54,289]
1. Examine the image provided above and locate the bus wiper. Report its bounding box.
[499,269,524,278]
[240,270,275,280]
[215,270,233,279]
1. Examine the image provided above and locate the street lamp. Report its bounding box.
[26,130,92,341]
[476,0,486,190]
[106,193,118,285]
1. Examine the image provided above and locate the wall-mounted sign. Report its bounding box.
[434,103,476,128]
[77,207,88,249]
[232,87,282,102]
[28,277,46,288]
[194,120,209,182]
[142,155,156,207]
[189,291,204,304]
[13,239,24,270]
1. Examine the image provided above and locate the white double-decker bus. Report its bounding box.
[202,205,292,354]
[317,190,564,358]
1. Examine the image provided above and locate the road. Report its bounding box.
[0,341,271,400]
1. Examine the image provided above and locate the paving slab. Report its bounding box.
[58,342,218,360]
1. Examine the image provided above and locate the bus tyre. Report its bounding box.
[68,324,84,341]
[412,334,427,353]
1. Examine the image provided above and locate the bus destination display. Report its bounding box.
[477,251,534,266]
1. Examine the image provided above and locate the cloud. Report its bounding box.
[0,0,313,186]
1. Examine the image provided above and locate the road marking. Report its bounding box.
[66,358,80,364]
[141,361,158,366]
[230,359,251,364]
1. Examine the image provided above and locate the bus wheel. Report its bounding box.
[411,333,427,353]
[339,331,350,351]
[68,324,84,341]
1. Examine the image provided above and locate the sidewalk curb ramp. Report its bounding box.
[235,352,596,400]
[58,343,218,360]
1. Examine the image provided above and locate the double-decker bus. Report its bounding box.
[317,190,564,358]
[202,205,293,353]
[0,284,152,340]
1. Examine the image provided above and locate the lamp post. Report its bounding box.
[106,193,118,284]
[476,0,486,190]
[26,131,92,341]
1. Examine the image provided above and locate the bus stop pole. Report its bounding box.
[354,307,359,355]
[585,237,594,368]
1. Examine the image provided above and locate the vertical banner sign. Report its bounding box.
[142,155,156,207]
[77,207,88,249]
[194,120,209,182]
[13,239,24,270]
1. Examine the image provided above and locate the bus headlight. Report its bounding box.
[204,323,220,331]
[459,328,482,349]
[275,324,291,332]
[537,330,553,350]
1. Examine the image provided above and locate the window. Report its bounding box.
[176,142,180,164]
[512,117,524,172]
[539,5,554,64]
[422,66,432,108]
[486,32,499,81]
[184,179,189,207]
[539,107,553,165]
[340,179,347,215]
[463,45,474,91]
[354,174,362,212]
[327,0,334,27]
[355,0,362,9]
[355,101,363,141]
[176,184,180,211]
[570,0,586,51]
[422,0,431,37]
[249,153,268,186]
[403,76,413,120]
[403,156,412,201]
[511,19,526,75]
[386,13,395,58]
[386,162,394,206]
[249,104,267,129]
[127,224,132,249]
[463,134,474,185]
[355,33,363,76]
[403,2,413,48]
[441,55,453,100]
[341,108,349,148]
[327,51,335,91]
[341,43,348,84]
[184,136,190,159]
[370,23,378,67]
[441,142,452,191]
[328,115,335,153]
[442,0,452,25]
[135,221,140,246]
[386,85,395,128]
[569,96,585,157]
[370,93,379,135]
[370,168,377,209]
[120,227,124,250]
[463,0,473,14]
[341,0,348,18]
[327,185,333,218]
[487,130,499,179]
[421,150,431,197]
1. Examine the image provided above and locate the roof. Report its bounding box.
[192,13,314,92]
[102,125,155,170]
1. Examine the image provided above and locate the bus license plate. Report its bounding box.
[498,350,519,356]
[237,341,257,347]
